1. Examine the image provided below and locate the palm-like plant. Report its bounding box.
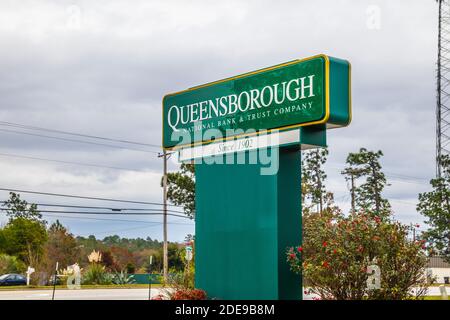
[82,263,112,285]
[112,270,136,285]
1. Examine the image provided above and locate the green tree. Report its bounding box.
[164,163,195,218]
[302,149,329,214]
[102,235,121,247]
[169,243,184,271]
[1,193,47,266]
[2,217,48,266]
[43,220,81,271]
[100,250,118,271]
[75,234,164,271]
[2,192,44,222]
[135,248,161,273]
[110,246,135,272]
[159,243,184,272]
[343,148,391,218]
[418,155,450,262]
[0,229,6,254]
[0,254,26,274]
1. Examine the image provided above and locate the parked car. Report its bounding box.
[0,274,27,286]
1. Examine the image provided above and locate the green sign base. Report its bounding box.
[195,146,302,300]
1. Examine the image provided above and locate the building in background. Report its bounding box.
[427,257,450,284]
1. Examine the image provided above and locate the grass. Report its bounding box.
[0,283,163,291]
[424,295,448,300]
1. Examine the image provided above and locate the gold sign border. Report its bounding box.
[162,54,331,151]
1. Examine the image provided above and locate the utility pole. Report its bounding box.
[159,150,173,283]
[52,261,58,301]
[148,255,153,300]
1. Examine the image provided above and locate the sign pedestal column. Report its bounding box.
[162,54,350,299]
[195,146,302,300]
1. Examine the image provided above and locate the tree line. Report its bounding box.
[0,192,187,285]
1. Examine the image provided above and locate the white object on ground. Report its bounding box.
[439,285,448,300]
[26,267,35,286]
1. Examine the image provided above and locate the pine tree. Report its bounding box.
[341,167,365,214]
[418,155,450,262]
[44,220,81,271]
[343,148,391,218]
[2,192,44,222]
[302,148,329,213]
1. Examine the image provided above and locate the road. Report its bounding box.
[0,286,447,300]
[0,288,163,300]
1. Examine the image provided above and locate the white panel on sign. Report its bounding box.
[178,130,301,162]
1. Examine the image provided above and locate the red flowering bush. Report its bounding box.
[287,210,430,300]
[171,288,207,300]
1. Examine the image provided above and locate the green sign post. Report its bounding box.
[162,54,351,299]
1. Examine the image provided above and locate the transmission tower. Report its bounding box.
[436,0,450,177]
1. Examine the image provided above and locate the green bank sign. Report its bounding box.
[162,54,351,149]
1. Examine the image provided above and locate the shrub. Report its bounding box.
[82,263,113,285]
[112,271,135,285]
[287,211,430,300]
[171,289,207,300]
[158,269,207,300]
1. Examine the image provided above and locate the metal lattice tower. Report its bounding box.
[436,0,450,178]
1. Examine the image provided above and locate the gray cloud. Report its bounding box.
[0,0,439,240]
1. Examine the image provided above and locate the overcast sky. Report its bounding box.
[0,0,438,241]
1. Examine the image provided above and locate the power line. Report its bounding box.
[0,151,148,172]
[0,121,160,148]
[42,214,193,225]
[50,204,187,213]
[2,148,426,186]
[0,212,163,225]
[0,128,159,154]
[0,208,190,219]
[42,214,163,225]
[384,178,427,186]
[390,199,418,206]
[327,162,429,181]
[326,163,430,185]
[43,214,193,225]
[0,210,194,225]
[77,225,161,237]
[0,187,183,208]
[0,201,185,214]
[384,173,429,183]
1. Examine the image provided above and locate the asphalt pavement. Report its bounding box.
[0,288,162,300]
[0,286,446,300]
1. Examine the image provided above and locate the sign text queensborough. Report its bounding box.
[162,54,351,149]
